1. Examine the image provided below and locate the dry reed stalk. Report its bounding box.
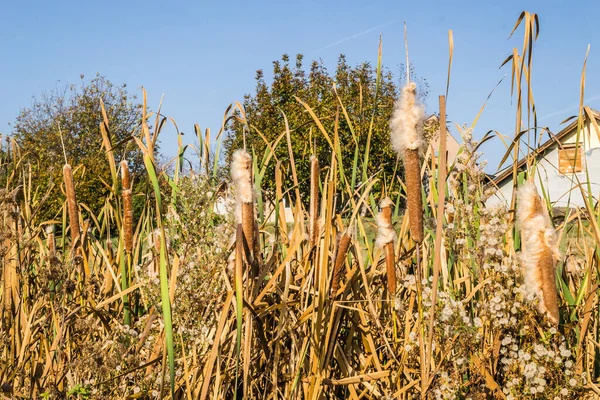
[231,149,255,273]
[517,183,560,324]
[330,231,352,299]
[2,207,13,318]
[46,225,56,258]
[376,198,397,295]
[309,155,320,248]
[122,161,133,253]
[63,164,80,247]
[390,82,425,243]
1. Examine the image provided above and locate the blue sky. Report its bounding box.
[1,0,598,172]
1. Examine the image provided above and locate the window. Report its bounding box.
[558,143,584,174]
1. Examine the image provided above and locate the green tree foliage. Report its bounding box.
[12,74,145,223]
[225,53,429,203]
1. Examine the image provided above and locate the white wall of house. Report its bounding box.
[487,119,600,208]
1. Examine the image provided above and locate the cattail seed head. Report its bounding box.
[404,149,424,243]
[63,164,80,246]
[375,197,396,248]
[517,183,560,324]
[231,149,255,270]
[330,232,352,299]
[390,82,425,157]
[376,198,397,295]
[123,189,133,253]
[390,83,425,243]
[46,224,56,257]
[231,150,253,206]
[121,160,131,190]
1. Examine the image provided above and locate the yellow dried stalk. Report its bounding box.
[517,183,560,324]
[309,155,320,248]
[63,164,80,247]
[2,207,14,317]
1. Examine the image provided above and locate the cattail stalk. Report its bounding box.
[517,183,560,324]
[63,164,80,247]
[376,198,397,295]
[121,161,133,253]
[231,149,256,277]
[330,230,352,299]
[2,207,14,317]
[390,82,425,243]
[121,161,133,325]
[309,155,320,248]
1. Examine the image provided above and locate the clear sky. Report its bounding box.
[1,0,598,172]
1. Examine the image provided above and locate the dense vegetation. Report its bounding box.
[1,10,599,400]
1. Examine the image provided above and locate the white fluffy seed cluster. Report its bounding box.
[389,82,425,157]
[517,183,560,320]
[498,331,583,399]
[375,197,396,248]
[231,149,253,223]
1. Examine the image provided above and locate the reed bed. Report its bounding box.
[1,10,599,400]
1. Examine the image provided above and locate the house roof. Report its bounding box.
[489,108,600,187]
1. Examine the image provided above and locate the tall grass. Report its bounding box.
[0,10,599,400]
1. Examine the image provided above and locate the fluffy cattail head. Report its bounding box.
[375,197,396,248]
[231,149,253,203]
[389,82,426,158]
[231,149,253,224]
[389,82,425,243]
[517,182,560,324]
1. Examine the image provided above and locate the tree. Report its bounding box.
[12,74,145,223]
[225,54,429,204]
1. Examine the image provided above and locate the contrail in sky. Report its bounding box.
[539,95,600,121]
[313,21,399,54]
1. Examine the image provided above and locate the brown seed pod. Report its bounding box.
[63,164,80,246]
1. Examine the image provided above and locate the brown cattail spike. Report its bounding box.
[517,183,560,324]
[309,155,320,248]
[376,198,397,295]
[330,232,352,299]
[404,149,424,243]
[389,82,425,244]
[123,189,133,253]
[121,161,134,253]
[63,164,80,247]
[121,160,131,190]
